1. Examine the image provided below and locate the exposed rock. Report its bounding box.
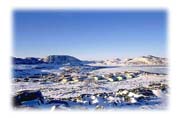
[13,90,44,107]
[134,88,155,97]
[14,79,21,82]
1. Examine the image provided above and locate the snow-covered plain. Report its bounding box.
[12,64,168,110]
[13,74,167,98]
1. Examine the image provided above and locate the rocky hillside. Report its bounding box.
[13,55,83,66]
[13,57,43,64]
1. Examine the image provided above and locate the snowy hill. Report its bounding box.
[86,58,122,66]
[87,55,167,66]
[41,55,83,65]
[100,58,121,65]
[123,55,167,66]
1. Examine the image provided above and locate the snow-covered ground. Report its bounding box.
[12,55,169,110]
[13,74,167,99]
[12,65,168,110]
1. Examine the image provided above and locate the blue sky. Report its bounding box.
[14,10,167,60]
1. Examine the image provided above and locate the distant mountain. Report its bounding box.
[103,58,121,65]
[13,55,167,66]
[41,55,83,65]
[86,55,167,66]
[123,55,167,66]
[86,58,122,66]
[13,57,43,64]
[13,55,83,66]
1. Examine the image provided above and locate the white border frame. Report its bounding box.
[1,0,180,118]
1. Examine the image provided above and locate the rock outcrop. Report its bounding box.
[13,90,44,107]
